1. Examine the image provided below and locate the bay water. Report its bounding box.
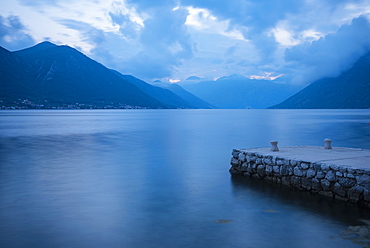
[1,109,370,248]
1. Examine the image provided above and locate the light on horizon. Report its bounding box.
[169,79,181,83]
[249,72,284,80]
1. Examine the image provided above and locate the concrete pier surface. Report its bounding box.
[230,146,370,207]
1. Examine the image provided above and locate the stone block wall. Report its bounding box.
[230,149,370,207]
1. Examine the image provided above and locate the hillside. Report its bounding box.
[151,80,214,109]
[114,73,212,109]
[270,51,370,109]
[0,46,38,101]
[1,42,207,109]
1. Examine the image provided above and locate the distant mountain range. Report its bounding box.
[185,76,205,81]
[115,74,213,109]
[1,41,369,109]
[0,42,211,109]
[181,75,303,109]
[151,80,214,109]
[270,51,370,109]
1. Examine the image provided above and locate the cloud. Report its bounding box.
[57,19,125,71]
[109,12,141,39]
[0,15,35,51]
[139,7,193,60]
[285,15,370,84]
[59,19,106,45]
[125,0,177,11]
[182,0,301,28]
[180,0,370,67]
[180,0,301,61]
[213,1,369,84]
[18,0,60,6]
[109,1,143,39]
[3,0,370,84]
[48,1,196,81]
[115,5,195,80]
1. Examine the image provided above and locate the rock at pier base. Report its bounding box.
[230,146,370,207]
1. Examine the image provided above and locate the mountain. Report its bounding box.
[186,76,204,81]
[0,42,201,109]
[15,41,57,57]
[181,76,302,109]
[0,46,39,101]
[217,74,247,81]
[113,73,212,109]
[270,51,370,109]
[152,81,214,109]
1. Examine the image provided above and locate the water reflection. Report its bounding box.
[341,223,370,247]
[231,174,370,225]
[230,174,370,247]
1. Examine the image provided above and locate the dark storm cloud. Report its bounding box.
[285,16,370,84]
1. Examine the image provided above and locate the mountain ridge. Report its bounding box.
[1,42,211,109]
[181,77,303,109]
[152,81,214,109]
[113,73,212,109]
[269,51,370,109]
[3,41,369,109]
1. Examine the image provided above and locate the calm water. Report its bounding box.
[1,109,370,248]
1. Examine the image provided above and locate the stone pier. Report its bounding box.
[230,145,370,207]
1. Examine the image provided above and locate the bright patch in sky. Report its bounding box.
[1,0,370,85]
[185,6,245,41]
[169,79,181,83]
[249,72,284,80]
[270,21,300,46]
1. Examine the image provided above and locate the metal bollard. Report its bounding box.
[271,140,279,152]
[324,138,332,149]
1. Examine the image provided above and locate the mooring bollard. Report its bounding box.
[324,138,332,149]
[271,140,279,152]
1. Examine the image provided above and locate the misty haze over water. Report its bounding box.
[1,109,370,248]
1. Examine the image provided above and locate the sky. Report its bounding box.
[1,0,370,85]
